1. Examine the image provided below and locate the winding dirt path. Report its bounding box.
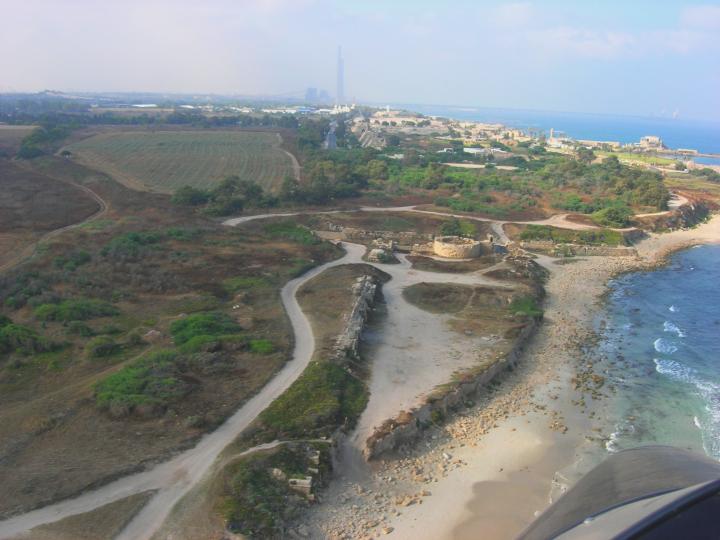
[0,199,685,538]
[0,243,362,539]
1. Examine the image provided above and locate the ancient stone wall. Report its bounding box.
[363,318,539,460]
[519,241,638,257]
[334,275,378,362]
[333,226,433,248]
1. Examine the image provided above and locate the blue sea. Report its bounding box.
[599,245,720,459]
[397,104,720,157]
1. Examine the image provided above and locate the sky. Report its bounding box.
[1,0,719,121]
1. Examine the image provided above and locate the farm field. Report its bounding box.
[65,130,296,193]
[0,125,35,157]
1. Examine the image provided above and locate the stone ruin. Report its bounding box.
[432,236,482,258]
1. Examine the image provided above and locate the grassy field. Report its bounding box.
[596,150,676,166]
[66,130,295,193]
[0,125,35,157]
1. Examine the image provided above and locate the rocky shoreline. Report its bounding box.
[292,215,720,540]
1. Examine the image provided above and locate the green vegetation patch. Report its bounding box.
[249,339,274,354]
[519,224,625,246]
[0,321,51,355]
[85,336,121,359]
[170,312,241,345]
[509,296,543,319]
[101,231,163,260]
[591,205,634,228]
[258,361,367,439]
[439,218,477,238]
[35,298,119,322]
[94,349,192,411]
[223,276,271,294]
[53,250,91,272]
[220,444,329,537]
[263,222,318,245]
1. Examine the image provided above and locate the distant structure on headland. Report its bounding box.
[336,46,345,104]
[639,135,665,150]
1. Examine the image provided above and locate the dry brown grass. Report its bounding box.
[0,156,343,517]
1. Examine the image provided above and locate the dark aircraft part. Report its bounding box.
[518,446,720,540]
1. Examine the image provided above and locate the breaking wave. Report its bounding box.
[653,338,678,354]
[654,358,720,458]
[663,321,686,338]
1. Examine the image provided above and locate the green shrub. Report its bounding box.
[171,186,210,206]
[249,339,274,354]
[166,227,203,240]
[223,276,270,294]
[439,218,477,238]
[35,298,119,322]
[591,205,633,228]
[510,296,543,318]
[0,324,50,354]
[95,350,190,410]
[85,336,120,359]
[519,225,624,246]
[170,312,240,345]
[101,231,163,260]
[66,321,94,337]
[53,251,91,271]
[178,334,245,354]
[263,222,318,245]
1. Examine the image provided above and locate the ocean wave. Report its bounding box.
[654,338,678,354]
[669,305,678,312]
[654,358,720,458]
[663,321,686,338]
[605,419,636,453]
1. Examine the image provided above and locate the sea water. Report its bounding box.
[599,245,720,459]
[395,104,720,155]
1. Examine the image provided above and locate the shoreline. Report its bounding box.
[298,214,720,539]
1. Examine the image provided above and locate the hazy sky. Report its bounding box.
[2,0,719,120]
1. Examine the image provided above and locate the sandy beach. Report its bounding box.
[296,214,720,540]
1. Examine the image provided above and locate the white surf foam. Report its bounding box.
[663,321,686,338]
[654,338,678,354]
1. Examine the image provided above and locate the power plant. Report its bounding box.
[336,45,345,104]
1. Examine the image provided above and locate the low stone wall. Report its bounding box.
[433,236,482,258]
[519,241,637,257]
[340,227,433,247]
[363,317,540,460]
[334,275,379,362]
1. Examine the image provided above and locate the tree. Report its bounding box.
[386,134,401,147]
[172,185,209,206]
[592,205,633,228]
[450,140,465,154]
[423,163,447,189]
[577,147,595,164]
[367,160,388,180]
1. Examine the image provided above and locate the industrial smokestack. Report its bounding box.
[336,46,345,104]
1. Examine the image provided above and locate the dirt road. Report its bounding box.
[0,243,364,539]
